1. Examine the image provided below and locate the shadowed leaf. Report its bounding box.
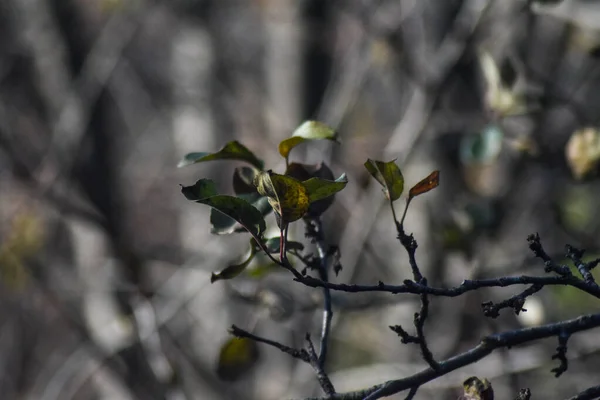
[364,159,404,201]
[409,170,440,199]
[233,166,259,195]
[278,121,339,160]
[178,141,264,169]
[254,171,309,228]
[181,179,266,238]
[211,194,271,235]
[216,336,259,381]
[303,173,348,203]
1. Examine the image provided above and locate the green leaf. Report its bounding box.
[253,171,309,228]
[278,121,339,159]
[211,193,271,235]
[181,179,266,238]
[364,159,404,201]
[216,336,259,381]
[303,173,348,203]
[178,141,264,169]
[211,246,256,283]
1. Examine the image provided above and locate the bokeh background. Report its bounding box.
[2,0,600,399]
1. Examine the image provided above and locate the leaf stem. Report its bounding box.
[400,197,412,227]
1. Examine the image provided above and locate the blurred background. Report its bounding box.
[2,0,600,399]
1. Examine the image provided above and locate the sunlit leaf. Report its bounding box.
[210,193,271,235]
[181,179,266,238]
[216,336,259,381]
[254,171,309,228]
[460,376,494,400]
[178,141,264,169]
[286,162,338,217]
[233,166,259,195]
[409,170,440,199]
[211,246,256,283]
[278,121,339,159]
[565,127,600,180]
[364,159,404,201]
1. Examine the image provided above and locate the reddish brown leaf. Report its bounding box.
[409,170,440,198]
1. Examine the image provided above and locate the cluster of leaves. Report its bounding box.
[179,121,347,283]
[178,120,600,399]
[178,120,440,386]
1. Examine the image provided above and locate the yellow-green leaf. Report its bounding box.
[253,171,309,227]
[211,245,256,283]
[364,159,404,201]
[285,162,338,217]
[216,336,259,381]
[178,141,264,169]
[278,121,339,159]
[409,170,440,199]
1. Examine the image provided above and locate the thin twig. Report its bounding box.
[305,334,336,397]
[310,218,334,368]
[302,311,600,400]
[229,325,310,363]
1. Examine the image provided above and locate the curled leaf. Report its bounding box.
[254,171,309,228]
[278,121,339,160]
[181,179,266,238]
[216,336,259,381]
[211,246,256,283]
[364,159,404,201]
[178,141,264,169]
[409,170,440,199]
